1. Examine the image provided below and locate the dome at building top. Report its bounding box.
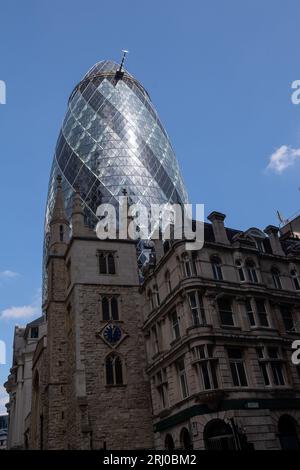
[69,60,151,104]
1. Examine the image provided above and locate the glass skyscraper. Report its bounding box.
[44,59,188,269]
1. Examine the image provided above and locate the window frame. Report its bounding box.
[280,305,295,332]
[211,256,223,281]
[217,297,234,326]
[291,269,300,291]
[245,259,259,284]
[105,353,124,386]
[227,348,248,387]
[177,358,189,399]
[170,310,180,341]
[271,267,282,290]
[188,291,207,326]
[101,295,120,321]
[193,345,219,391]
[257,347,286,387]
[98,251,117,275]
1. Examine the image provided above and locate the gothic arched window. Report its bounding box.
[98,251,116,274]
[291,269,300,291]
[211,256,223,281]
[271,267,282,290]
[245,259,258,284]
[105,354,124,385]
[235,259,245,282]
[101,296,119,321]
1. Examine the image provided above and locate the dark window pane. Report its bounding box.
[268,348,278,359]
[218,298,234,326]
[220,311,234,325]
[99,254,107,274]
[246,300,255,326]
[102,297,110,320]
[211,363,219,389]
[115,357,123,384]
[111,297,119,320]
[106,357,114,385]
[260,363,270,386]
[230,363,239,386]
[258,313,269,327]
[201,363,211,390]
[30,327,39,339]
[255,299,269,327]
[271,363,285,386]
[281,306,295,332]
[228,349,243,359]
[108,253,115,274]
[237,362,248,386]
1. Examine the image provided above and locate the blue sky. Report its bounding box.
[1,0,300,411]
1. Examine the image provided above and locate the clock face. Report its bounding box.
[103,324,122,344]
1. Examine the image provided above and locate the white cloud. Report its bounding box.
[0,270,19,278]
[0,288,41,320]
[267,145,300,174]
[1,305,39,320]
[0,385,8,415]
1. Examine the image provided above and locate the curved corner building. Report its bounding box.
[44,60,188,266]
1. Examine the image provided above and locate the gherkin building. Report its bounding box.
[44,59,188,269]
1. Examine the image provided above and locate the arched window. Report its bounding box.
[291,269,300,290]
[102,297,119,321]
[182,253,197,278]
[278,415,300,450]
[235,259,245,282]
[204,419,235,450]
[165,271,172,294]
[271,267,282,290]
[211,256,223,281]
[165,433,175,450]
[183,253,192,277]
[245,259,258,283]
[180,427,193,450]
[98,252,116,274]
[105,354,124,385]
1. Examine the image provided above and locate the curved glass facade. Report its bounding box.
[44,60,188,285]
[45,60,188,232]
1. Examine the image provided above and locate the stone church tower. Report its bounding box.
[30,177,153,449]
